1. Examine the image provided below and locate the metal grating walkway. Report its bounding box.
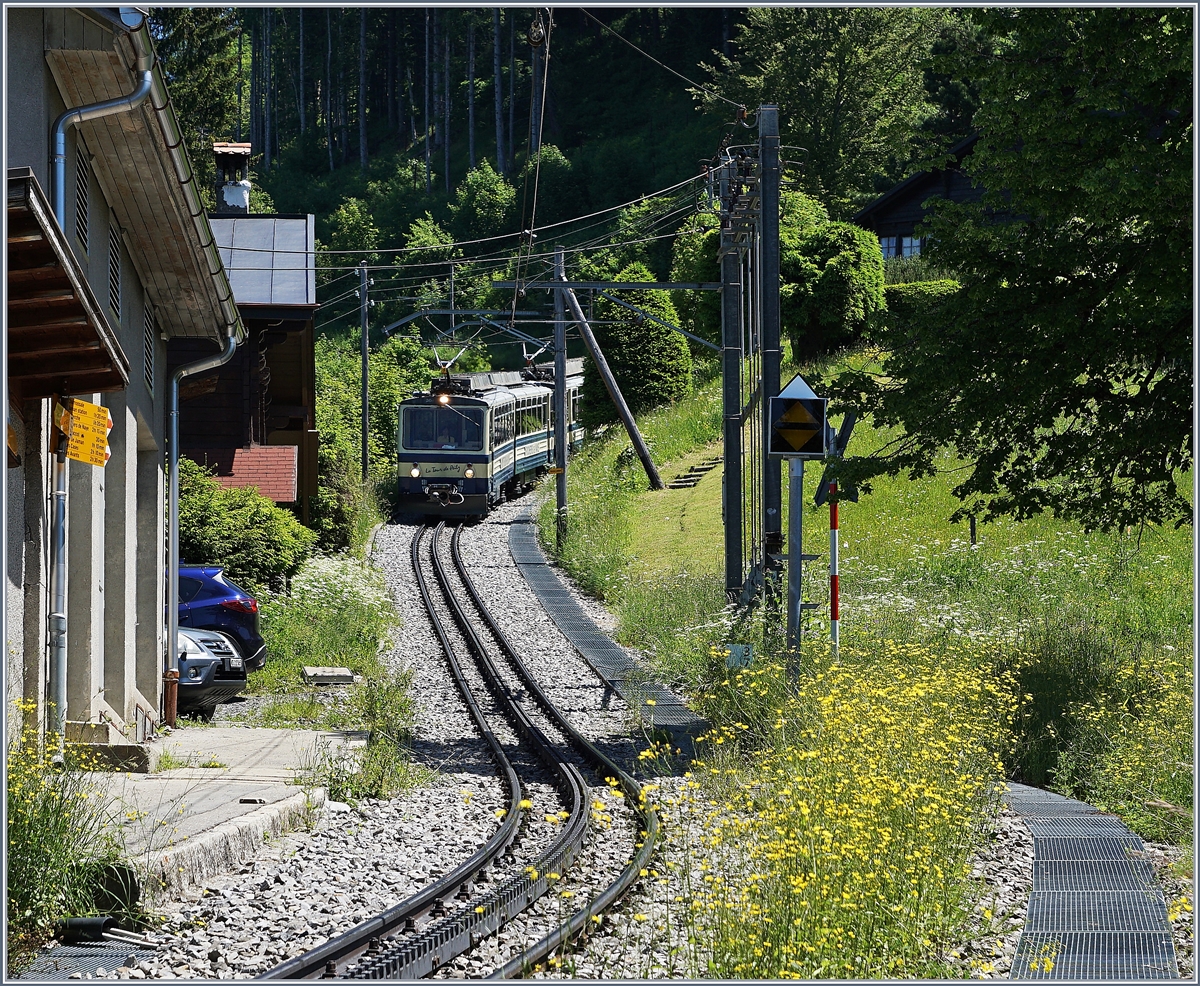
[16,943,156,980]
[1007,781,1179,979]
[508,508,708,752]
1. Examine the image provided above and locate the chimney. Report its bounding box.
[212,142,253,215]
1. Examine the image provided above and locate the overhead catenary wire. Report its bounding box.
[577,7,744,112]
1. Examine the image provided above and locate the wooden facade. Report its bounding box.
[167,215,319,522]
[853,135,983,249]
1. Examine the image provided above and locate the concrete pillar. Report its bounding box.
[19,400,49,733]
[103,396,137,725]
[66,396,105,723]
[135,438,163,718]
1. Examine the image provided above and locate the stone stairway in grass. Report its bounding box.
[666,455,722,490]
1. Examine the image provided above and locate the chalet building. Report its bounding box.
[5,7,244,749]
[166,149,319,523]
[853,134,982,258]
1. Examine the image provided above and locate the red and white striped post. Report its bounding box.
[829,480,840,652]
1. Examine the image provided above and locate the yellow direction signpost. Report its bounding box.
[55,398,112,468]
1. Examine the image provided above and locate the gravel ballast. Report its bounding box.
[56,497,1189,980]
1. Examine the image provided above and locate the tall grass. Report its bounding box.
[6,708,125,968]
[674,642,1016,978]
[242,554,421,800]
[544,343,1192,877]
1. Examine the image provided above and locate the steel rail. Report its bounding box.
[261,518,662,980]
[347,524,591,978]
[255,525,525,980]
[445,527,662,979]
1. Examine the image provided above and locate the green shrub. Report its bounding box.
[580,262,692,428]
[178,457,317,593]
[882,278,961,329]
[248,555,421,802]
[782,221,885,359]
[883,254,953,285]
[670,210,721,348]
[254,554,397,694]
[449,160,516,242]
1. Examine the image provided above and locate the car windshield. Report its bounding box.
[402,406,484,451]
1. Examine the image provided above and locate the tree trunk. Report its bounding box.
[386,11,395,132]
[237,25,244,142]
[443,32,451,194]
[263,8,271,170]
[507,15,515,168]
[493,9,504,175]
[298,9,305,135]
[424,9,431,193]
[467,21,475,171]
[325,9,334,171]
[249,22,258,152]
[359,8,368,173]
[431,10,440,152]
[338,13,347,165]
[530,44,542,155]
[407,65,416,147]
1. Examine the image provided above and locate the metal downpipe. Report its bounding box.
[166,332,238,725]
[47,436,69,758]
[50,30,152,229]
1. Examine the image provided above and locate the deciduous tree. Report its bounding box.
[832,7,1193,532]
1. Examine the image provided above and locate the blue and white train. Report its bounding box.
[395,359,585,518]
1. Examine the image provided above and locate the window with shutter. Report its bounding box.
[75,144,89,252]
[108,223,121,317]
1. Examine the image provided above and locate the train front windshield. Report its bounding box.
[402,406,485,451]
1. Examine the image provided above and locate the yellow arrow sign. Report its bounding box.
[775,400,821,452]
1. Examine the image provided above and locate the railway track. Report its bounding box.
[258,522,660,980]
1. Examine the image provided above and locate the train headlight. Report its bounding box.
[410,465,421,478]
[436,393,451,405]
[464,466,475,479]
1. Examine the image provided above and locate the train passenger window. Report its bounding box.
[491,406,514,448]
[403,407,484,450]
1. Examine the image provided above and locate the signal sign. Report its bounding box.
[769,374,827,459]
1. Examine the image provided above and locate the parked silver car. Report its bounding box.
[177,627,247,720]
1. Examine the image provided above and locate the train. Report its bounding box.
[395,358,586,518]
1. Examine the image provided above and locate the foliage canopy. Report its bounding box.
[831,7,1193,532]
[580,262,692,428]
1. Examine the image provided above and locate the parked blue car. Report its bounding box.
[178,566,267,671]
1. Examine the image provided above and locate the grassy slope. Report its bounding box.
[546,352,1193,836]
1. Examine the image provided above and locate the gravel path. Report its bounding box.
[59,497,1190,980]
